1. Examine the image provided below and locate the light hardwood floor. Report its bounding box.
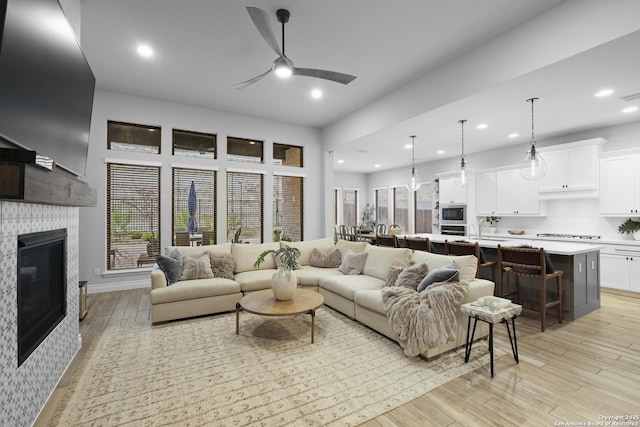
[36,290,640,426]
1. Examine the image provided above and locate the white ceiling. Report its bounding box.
[79,0,640,173]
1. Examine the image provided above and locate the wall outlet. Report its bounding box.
[94,268,100,276]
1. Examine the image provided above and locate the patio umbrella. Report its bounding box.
[188,181,198,234]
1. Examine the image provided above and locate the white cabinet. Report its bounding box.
[496,169,540,215]
[599,155,640,215]
[600,246,640,292]
[539,145,600,195]
[439,175,467,204]
[475,172,497,215]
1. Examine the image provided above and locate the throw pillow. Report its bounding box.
[155,248,184,285]
[417,265,460,292]
[338,251,368,275]
[310,248,342,268]
[395,262,429,291]
[180,254,215,281]
[209,253,235,279]
[385,259,410,287]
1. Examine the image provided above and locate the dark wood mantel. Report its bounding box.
[0,161,97,207]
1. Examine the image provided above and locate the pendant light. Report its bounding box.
[520,97,547,180]
[455,119,469,187]
[409,135,421,192]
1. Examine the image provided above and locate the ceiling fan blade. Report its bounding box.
[246,7,284,58]
[232,68,273,89]
[292,68,357,85]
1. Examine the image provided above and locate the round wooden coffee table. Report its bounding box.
[235,288,325,343]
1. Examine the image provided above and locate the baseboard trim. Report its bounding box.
[88,279,150,294]
[602,287,640,299]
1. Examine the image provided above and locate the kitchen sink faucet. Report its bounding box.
[477,217,486,241]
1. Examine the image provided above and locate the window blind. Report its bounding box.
[172,168,217,245]
[393,186,409,233]
[273,175,303,241]
[227,171,263,243]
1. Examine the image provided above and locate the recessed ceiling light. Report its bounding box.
[404,144,413,149]
[311,89,323,99]
[622,106,638,113]
[337,159,344,164]
[374,164,381,168]
[437,150,445,155]
[595,89,614,97]
[509,133,519,138]
[137,44,154,58]
[477,123,488,130]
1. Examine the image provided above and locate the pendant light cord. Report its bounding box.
[410,135,416,169]
[527,97,538,147]
[458,119,466,166]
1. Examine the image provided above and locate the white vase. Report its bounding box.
[487,226,497,234]
[271,268,297,301]
[633,231,640,241]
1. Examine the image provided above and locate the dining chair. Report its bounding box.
[375,224,387,235]
[174,231,190,246]
[202,229,215,245]
[497,245,563,332]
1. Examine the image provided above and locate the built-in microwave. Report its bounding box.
[440,204,466,224]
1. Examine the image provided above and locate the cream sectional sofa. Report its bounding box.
[150,238,494,359]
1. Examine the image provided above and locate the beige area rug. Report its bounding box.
[50,308,501,426]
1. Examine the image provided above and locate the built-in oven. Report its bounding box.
[440,224,467,236]
[440,204,466,224]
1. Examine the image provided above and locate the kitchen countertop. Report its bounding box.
[400,233,604,256]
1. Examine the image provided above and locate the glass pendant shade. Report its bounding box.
[520,97,547,180]
[409,135,421,191]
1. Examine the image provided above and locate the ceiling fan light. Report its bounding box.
[275,64,292,78]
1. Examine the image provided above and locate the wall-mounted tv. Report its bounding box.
[0,0,95,177]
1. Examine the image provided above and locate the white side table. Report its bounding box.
[461,300,522,377]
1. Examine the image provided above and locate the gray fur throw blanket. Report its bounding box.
[382,280,469,357]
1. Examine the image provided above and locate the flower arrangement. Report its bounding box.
[486,216,500,226]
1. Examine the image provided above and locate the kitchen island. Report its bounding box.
[400,233,603,321]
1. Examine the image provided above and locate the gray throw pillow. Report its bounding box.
[209,253,236,279]
[395,262,429,291]
[338,251,368,275]
[417,266,460,292]
[310,248,342,268]
[180,254,215,281]
[155,248,184,285]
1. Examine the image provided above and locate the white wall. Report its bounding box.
[80,89,323,292]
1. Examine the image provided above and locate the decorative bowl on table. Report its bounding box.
[507,229,525,235]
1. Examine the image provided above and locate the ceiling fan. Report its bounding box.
[233,7,357,89]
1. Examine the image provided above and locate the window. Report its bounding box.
[108,121,160,153]
[393,186,409,233]
[343,188,358,226]
[375,188,388,227]
[227,136,263,163]
[173,129,216,159]
[273,175,303,241]
[273,143,303,167]
[106,163,160,270]
[227,171,263,243]
[172,168,217,245]
[415,185,434,233]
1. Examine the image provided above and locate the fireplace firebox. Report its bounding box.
[17,228,67,367]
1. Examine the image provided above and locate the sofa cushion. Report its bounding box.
[295,266,343,286]
[334,239,368,258]
[151,278,241,304]
[170,242,232,260]
[395,262,429,291]
[319,275,385,301]
[411,251,477,283]
[180,254,214,281]
[209,253,235,279]
[310,248,342,268]
[234,269,277,292]
[339,251,368,275]
[232,242,280,273]
[282,238,334,266]
[354,289,385,313]
[417,267,460,292]
[363,246,412,281]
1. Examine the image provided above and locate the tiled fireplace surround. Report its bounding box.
[0,201,80,426]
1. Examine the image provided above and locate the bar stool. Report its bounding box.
[444,240,496,281]
[404,237,430,251]
[375,234,397,247]
[497,245,563,332]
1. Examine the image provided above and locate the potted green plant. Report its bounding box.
[358,203,376,232]
[618,218,640,240]
[486,216,500,233]
[254,245,301,300]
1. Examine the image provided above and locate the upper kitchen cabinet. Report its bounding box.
[439,175,467,204]
[476,171,497,215]
[599,152,640,215]
[539,138,606,198]
[496,169,540,215]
